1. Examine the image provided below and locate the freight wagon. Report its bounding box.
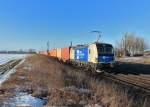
[39,51,48,56]
[61,47,70,62]
[56,48,61,60]
[49,49,57,57]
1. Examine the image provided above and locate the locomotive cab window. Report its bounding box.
[97,44,114,55]
[99,47,104,54]
[105,47,113,54]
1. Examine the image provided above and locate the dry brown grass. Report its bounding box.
[0,54,67,105]
[0,54,149,107]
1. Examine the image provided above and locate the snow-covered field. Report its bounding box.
[118,56,150,64]
[119,57,142,62]
[0,54,26,65]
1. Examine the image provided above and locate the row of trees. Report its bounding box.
[115,32,149,57]
[0,49,36,54]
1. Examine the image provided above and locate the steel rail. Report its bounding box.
[0,59,22,75]
[101,72,150,94]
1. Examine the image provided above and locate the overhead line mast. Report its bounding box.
[47,41,49,55]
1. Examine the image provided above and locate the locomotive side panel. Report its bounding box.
[88,44,98,63]
[74,47,88,62]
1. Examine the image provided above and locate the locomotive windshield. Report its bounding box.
[97,44,114,55]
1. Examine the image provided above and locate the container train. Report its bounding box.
[39,42,115,72]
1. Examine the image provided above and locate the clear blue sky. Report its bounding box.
[0,0,150,50]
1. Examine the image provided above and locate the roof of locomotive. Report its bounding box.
[72,44,88,49]
[70,42,113,49]
[87,42,113,47]
[94,42,113,47]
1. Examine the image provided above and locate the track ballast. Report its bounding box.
[100,71,150,94]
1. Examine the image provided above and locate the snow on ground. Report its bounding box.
[3,92,46,107]
[0,54,26,85]
[0,54,26,65]
[0,55,47,107]
[0,54,47,107]
[118,56,150,64]
[119,57,142,62]
[0,59,25,86]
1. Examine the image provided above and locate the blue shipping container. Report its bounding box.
[74,47,88,62]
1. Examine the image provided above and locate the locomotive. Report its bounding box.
[39,42,115,72]
[71,42,115,71]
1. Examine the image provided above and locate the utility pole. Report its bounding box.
[91,31,101,43]
[53,43,55,49]
[47,41,49,55]
[124,33,127,56]
[70,41,73,47]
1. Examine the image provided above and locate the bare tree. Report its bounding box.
[115,32,148,56]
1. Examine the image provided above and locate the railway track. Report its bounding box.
[101,71,150,94]
[0,59,22,75]
[71,64,150,94]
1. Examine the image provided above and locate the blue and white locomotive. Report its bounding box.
[70,42,115,71]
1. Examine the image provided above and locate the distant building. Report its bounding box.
[144,49,150,56]
[144,49,150,52]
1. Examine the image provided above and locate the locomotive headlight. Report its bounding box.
[103,56,106,59]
